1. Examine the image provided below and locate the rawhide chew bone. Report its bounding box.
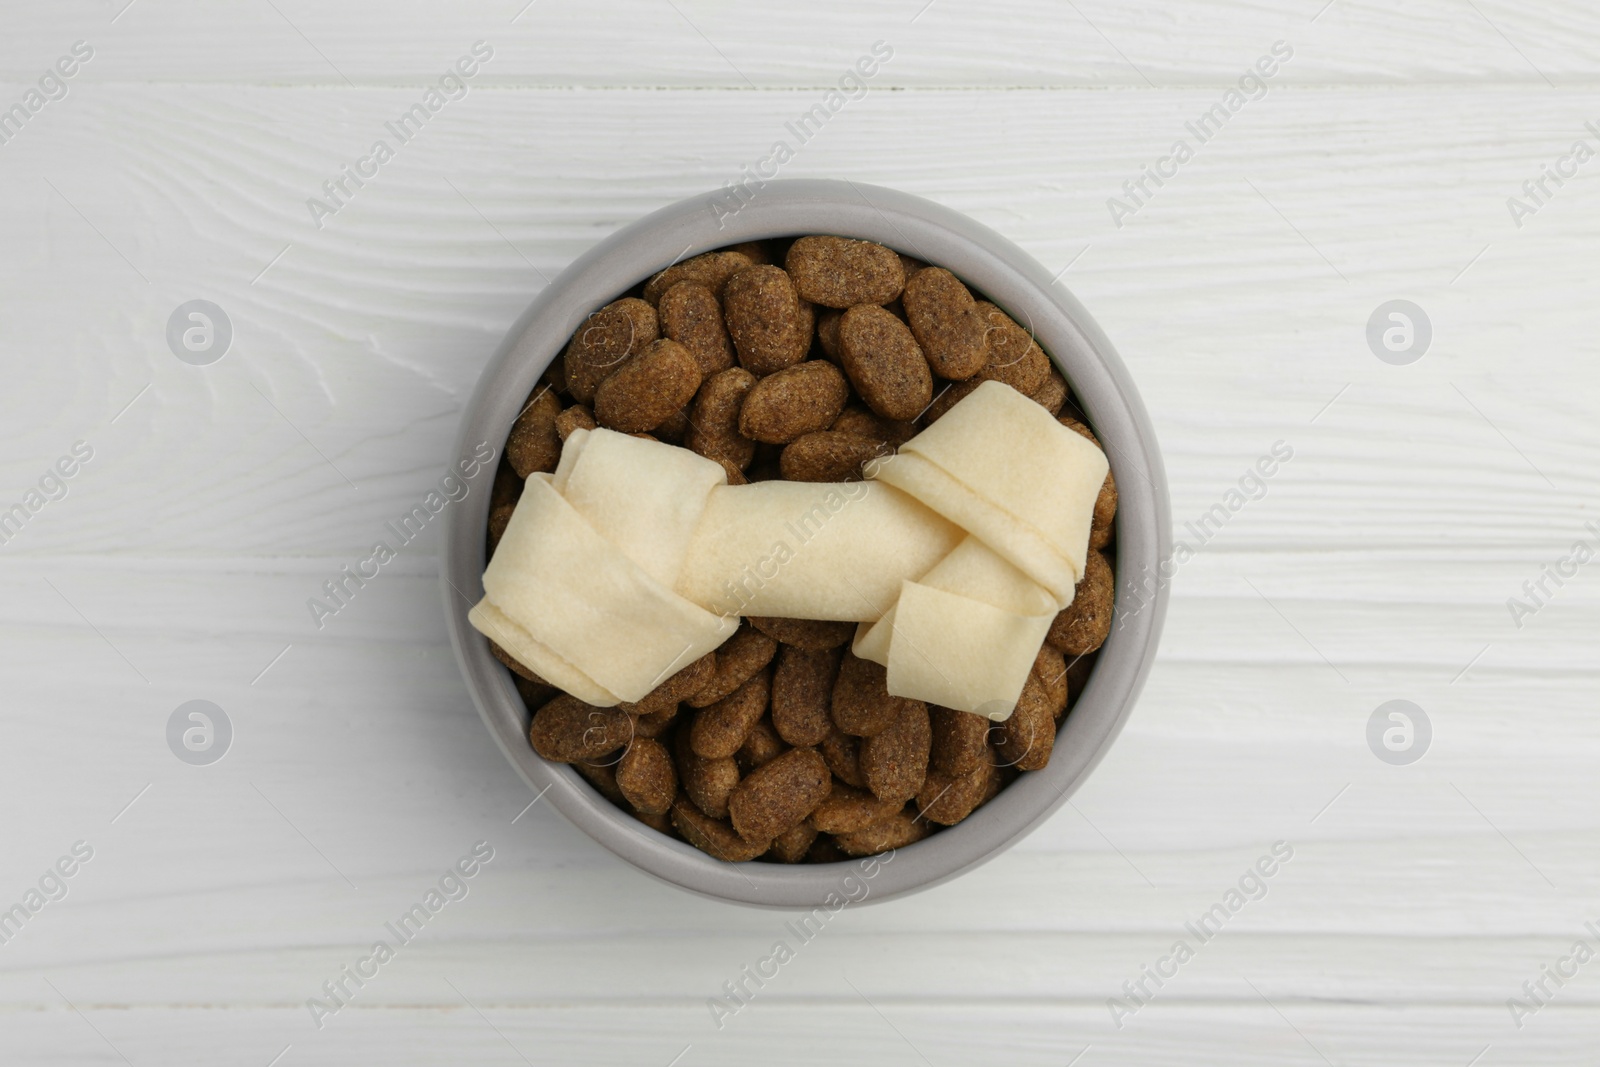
[471,380,1107,719]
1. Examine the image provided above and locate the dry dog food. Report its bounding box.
[483,235,1118,863]
[690,669,771,759]
[1061,416,1119,549]
[749,616,854,651]
[779,430,888,483]
[723,264,813,376]
[563,297,658,403]
[593,339,702,433]
[643,249,753,305]
[902,267,989,380]
[837,305,933,420]
[505,387,562,477]
[974,300,1051,395]
[770,645,841,746]
[785,236,906,308]
[737,360,850,444]
[686,367,759,476]
[658,281,736,378]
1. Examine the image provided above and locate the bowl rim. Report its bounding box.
[441,179,1171,908]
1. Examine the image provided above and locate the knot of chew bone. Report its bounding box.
[849,381,1109,717]
[470,430,738,706]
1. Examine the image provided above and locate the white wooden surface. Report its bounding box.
[2,1,1598,1063]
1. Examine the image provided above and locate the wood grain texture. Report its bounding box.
[2,4,1599,1064]
[5,0,1600,86]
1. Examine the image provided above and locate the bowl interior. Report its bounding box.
[442,179,1170,908]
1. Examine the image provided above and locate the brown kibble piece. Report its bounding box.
[729,746,831,842]
[632,808,676,836]
[767,821,817,863]
[1059,417,1117,548]
[830,405,890,441]
[923,379,982,425]
[620,651,717,717]
[1033,644,1069,718]
[506,386,562,477]
[563,297,658,403]
[632,705,680,738]
[685,764,740,821]
[487,503,514,558]
[490,458,522,511]
[541,357,567,396]
[555,404,596,441]
[929,705,990,777]
[593,338,703,433]
[838,305,933,421]
[659,281,736,378]
[616,738,678,815]
[676,729,741,820]
[771,645,842,746]
[512,672,559,713]
[723,265,812,375]
[752,617,854,652]
[780,431,888,482]
[572,758,628,807]
[832,653,909,738]
[1089,470,1117,549]
[1064,652,1098,713]
[643,250,753,305]
[1030,368,1069,416]
[974,302,1050,395]
[797,303,816,357]
[690,669,771,759]
[738,360,850,444]
[489,639,542,683]
[654,407,690,444]
[670,798,769,861]
[881,421,920,447]
[996,672,1055,772]
[726,241,771,265]
[808,782,900,834]
[838,406,915,445]
[687,367,758,472]
[833,807,929,856]
[1048,550,1114,655]
[529,695,633,763]
[688,626,778,707]
[860,701,930,803]
[737,717,787,772]
[785,236,905,308]
[816,307,843,360]
[918,757,998,826]
[902,267,989,380]
[982,760,1008,803]
[820,726,867,789]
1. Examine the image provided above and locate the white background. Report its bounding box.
[2,1,1597,1064]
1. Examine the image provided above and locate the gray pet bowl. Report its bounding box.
[442,180,1170,908]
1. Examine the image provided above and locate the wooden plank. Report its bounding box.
[3,0,1599,87]
[0,1003,1595,1066]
